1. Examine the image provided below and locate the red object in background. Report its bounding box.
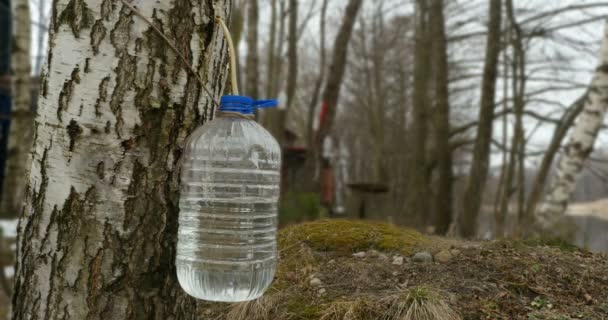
[321,167,334,206]
[318,101,328,132]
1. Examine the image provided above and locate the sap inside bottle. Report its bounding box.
[176,95,281,302]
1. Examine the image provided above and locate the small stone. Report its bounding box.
[435,250,453,263]
[378,254,389,262]
[353,251,367,259]
[392,255,404,266]
[310,278,322,287]
[412,252,433,263]
[450,249,461,256]
[392,271,399,276]
[328,259,336,264]
[367,249,380,257]
[318,288,326,295]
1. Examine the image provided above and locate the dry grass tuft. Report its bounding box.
[226,294,282,320]
[379,286,461,320]
[319,298,378,320]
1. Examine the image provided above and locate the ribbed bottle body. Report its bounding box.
[176,117,281,302]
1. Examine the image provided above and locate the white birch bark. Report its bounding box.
[537,22,608,230]
[13,0,230,318]
[1,0,33,218]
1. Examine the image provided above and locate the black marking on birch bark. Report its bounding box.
[583,128,600,138]
[109,53,136,138]
[12,146,50,319]
[40,70,49,98]
[96,162,105,179]
[91,19,107,54]
[40,205,59,251]
[167,0,195,81]
[56,0,95,38]
[84,58,91,73]
[597,64,608,73]
[120,138,135,152]
[100,0,114,21]
[44,251,59,320]
[95,76,111,117]
[104,121,111,134]
[110,5,133,54]
[589,85,601,94]
[86,245,104,316]
[134,59,156,112]
[67,119,83,152]
[57,66,81,121]
[583,108,602,117]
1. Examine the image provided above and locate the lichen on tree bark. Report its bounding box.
[12,0,231,319]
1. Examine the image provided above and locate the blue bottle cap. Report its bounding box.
[219,95,278,115]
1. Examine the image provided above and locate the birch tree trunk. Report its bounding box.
[12,0,230,318]
[1,0,33,218]
[537,23,608,230]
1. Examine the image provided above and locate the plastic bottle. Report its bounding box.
[176,95,281,302]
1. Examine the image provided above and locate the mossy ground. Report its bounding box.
[201,219,608,320]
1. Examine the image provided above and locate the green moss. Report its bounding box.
[279,219,426,255]
[279,192,321,225]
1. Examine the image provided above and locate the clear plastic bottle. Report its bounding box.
[176,95,281,302]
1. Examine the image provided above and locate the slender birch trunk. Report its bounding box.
[1,0,33,219]
[12,0,230,318]
[537,23,608,230]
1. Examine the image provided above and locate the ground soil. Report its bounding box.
[201,219,608,320]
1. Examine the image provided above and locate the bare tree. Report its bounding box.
[245,0,259,98]
[316,0,363,151]
[495,0,525,238]
[12,0,231,317]
[286,0,298,110]
[262,0,286,142]
[407,0,431,228]
[306,0,328,147]
[459,0,502,238]
[430,0,452,235]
